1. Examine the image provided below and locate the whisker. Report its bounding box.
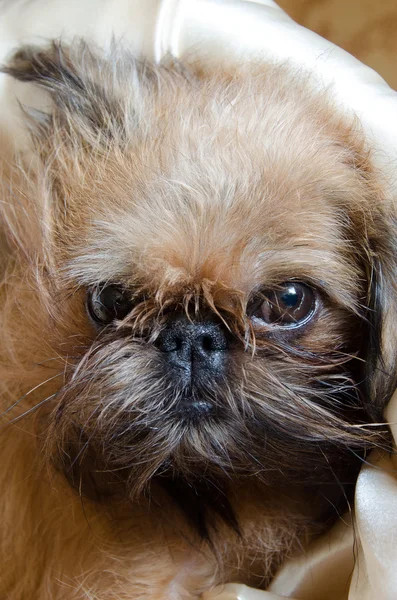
[1,393,58,429]
[1,372,63,419]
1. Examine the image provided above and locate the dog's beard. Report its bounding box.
[46,327,376,510]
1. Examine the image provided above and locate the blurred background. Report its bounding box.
[278,0,397,88]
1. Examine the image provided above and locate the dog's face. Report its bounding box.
[3,44,397,518]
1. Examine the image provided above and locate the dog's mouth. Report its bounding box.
[174,397,216,421]
[170,381,225,423]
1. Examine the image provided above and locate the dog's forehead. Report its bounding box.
[65,75,363,302]
[67,155,358,306]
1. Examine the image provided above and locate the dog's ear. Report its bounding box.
[360,211,397,421]
[2,41,154,148]
[334,129,397,423]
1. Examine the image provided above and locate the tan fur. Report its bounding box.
[0,42,396,599]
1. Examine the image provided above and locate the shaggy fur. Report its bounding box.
[0,41,396,599]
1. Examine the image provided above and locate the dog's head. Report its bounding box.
[3,42,397,526]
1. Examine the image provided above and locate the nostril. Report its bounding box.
[197,327,228,353]
[157,332,184,353]
[201,335,214,352]
[173,336,183,352]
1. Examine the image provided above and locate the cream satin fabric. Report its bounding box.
[0,1,397,599]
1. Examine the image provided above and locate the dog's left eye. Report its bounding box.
[87,284,133,325]
[249,282,316,328]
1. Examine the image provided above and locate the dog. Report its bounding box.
[0,40,396,599]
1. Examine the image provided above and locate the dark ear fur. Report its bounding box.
[1,41,154,145]
[361,216,397,422]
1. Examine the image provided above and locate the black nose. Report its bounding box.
[156,317,229,382]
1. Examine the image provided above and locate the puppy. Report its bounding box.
[0,41,396,599]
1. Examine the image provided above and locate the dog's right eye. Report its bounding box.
[248,282,317,329]
[86,284,133,325]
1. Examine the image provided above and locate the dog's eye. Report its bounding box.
[87,284,133,325]
[250,282,316,327]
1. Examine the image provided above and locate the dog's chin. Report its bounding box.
[49,397,239,499]
[48,388,358,507]
[46,386,362,543]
